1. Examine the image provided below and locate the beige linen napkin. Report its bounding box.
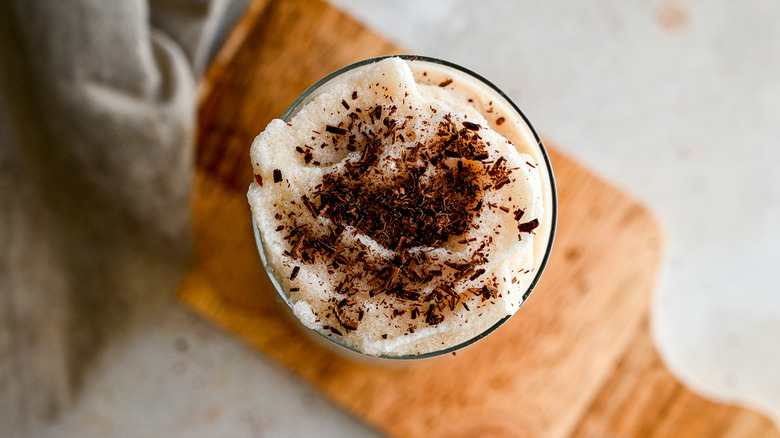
[0,0,245,436]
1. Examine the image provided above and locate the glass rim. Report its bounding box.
[254,54,558,360]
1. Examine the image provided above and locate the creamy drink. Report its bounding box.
[248,56,556,358]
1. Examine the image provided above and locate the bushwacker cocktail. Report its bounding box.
[248,56,556,358]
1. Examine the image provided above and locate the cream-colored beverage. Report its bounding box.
[248,56,555,358]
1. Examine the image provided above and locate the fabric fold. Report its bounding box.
[0,0,246,435]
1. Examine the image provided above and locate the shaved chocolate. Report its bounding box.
[334,304,359,331]
[490,157,506,174]
[314,130,483,250]
[341,99,350,110]
[493,177,511,190]
[341,320,358,331]
[398,290,421,301]
[454,267,477,283]
[462,121,481,131]
[254,174,263,186]
[301,195,319,217]
[518,218,539,233]
[439,78,453,87]
[273,169,283,183]
[290,265,300,280]
[425,305,445,325]
[368,105,382,122]
[439,285,459,298]
[394,236,407,253]
[470,269,486,281]
[495,117,505,126]
[326,125,347,135]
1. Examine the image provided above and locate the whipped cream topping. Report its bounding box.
[248,58,545,356]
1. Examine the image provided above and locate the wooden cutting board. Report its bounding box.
[177,0,780,436]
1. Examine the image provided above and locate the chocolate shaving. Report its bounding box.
[493,177,511,190]
[462,121,481,131]
[326,326,343,336]
[398,290,421,301]
[454,267,476,283]
[439,285,458,298]
[326,125,347,135]
[254,174,263,186]
[368,105,382,122]
[290,266,300,280]
[491,157,506,173]
[339,319,358,332]
[301,195,319,217]
[290,236,305,257]
[383,266,400,290]
[480,285,499,300]
[496,117,505,126]
[273,169,282,183]
[439,78,453,87]
[469,269,486,281]
[425,305,444,325]
[334,304,359,331]
[341,99,350,110]
[444,261,472,270]
[394,236,406,253]
[518,219,539,233]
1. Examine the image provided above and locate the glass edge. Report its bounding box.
[259,54,558,360]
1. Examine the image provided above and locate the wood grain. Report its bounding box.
[572,320,779,438]
[177,0,780,436]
